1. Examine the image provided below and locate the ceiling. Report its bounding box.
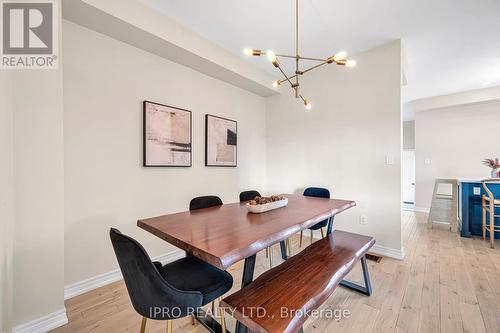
[143,0,500,102]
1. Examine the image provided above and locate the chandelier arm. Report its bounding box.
[299,56,327,62]
[276,64,295,88]
[301,61,329,74]
[298,94,309,105]
[275,54,327,62]
[278,74,297,85]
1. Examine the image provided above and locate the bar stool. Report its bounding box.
[427,179,458,232]
[481,179,500,248]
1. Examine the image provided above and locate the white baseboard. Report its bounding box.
[310,230,405,260]
[64,249,184,300]
[12,308,68,333]
[413,206,430,213]
[370,244,405,260]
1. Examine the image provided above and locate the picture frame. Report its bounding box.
[205,114,237,167]
[143,100,192,167]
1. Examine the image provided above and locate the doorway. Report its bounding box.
[402,150,415,209]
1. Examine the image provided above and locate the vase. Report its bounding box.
[491,168,500,178]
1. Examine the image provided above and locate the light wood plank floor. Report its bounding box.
[51,212,500,333]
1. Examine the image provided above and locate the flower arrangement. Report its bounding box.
[483,158,500,178]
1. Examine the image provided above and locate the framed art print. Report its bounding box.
[205,114,237,167]
[143,101,192,167]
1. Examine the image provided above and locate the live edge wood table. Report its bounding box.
[137,194,355,333]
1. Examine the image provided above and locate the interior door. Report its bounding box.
[402,150,416,204]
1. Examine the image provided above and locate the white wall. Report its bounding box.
[403,120,415,150]
[266,41,403,253]
[63,21,268,285]
[3,1,67,328]
[0,70,14,333]
[11,68,66,328]
[415,100,500,208]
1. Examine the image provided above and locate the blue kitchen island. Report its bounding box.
[459,180,500,238]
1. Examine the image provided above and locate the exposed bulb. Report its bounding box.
[304,100,312,110]
[272,80,280,88]
[266,50,277,63]
[333,51,347,61]
[345,59,357,67]
[243,48,262,56]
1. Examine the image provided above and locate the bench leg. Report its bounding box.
[280,240,288,260]
[235,254,257,333]
[339,256,372,296]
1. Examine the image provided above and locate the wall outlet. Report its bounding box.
[385,154,395,165]
[424,158,431,165]
[473,187,481,195]
[360,215,368,225]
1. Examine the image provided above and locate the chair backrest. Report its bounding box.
[109,228,202,319]
[303,187,332,229]
[189,196,223,211]
[482,179,500,202]
[303,187,330,199]
[239,190,261,202]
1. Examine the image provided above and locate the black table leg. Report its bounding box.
[194,307,231,333]
[280,240,288,260]
[235,254,257,333]
[195,255,257,333]
[326,216,334,235]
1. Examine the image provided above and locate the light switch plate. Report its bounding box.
[424,158,431,165]
[473,187,481,195]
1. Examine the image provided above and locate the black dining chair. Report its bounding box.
[239,190,292,266]
[300,187,332,247]
[239,190,261,202]
[110,228,232,333]
[239,190,273,267]
[190,196,223,211]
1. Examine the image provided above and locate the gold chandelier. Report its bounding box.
[243,0,356,110]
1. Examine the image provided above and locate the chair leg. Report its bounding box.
[299,231,303,247]
[482,197,486,241]
[265,247,269,258]
[269,246,273,268]
[218,297,227,333]
[166,320,173,333]
[140,317,147,333]
[286,238,291,256]
[190,314,195,325]
[310,230,313,244]
[490,203,495,249]
[320,227,325,238]
[211,300,215,314]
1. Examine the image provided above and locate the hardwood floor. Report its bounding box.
[51,211,500,333]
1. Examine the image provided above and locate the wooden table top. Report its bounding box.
[137,194,355,269]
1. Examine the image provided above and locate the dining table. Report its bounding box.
[138,193,356,333]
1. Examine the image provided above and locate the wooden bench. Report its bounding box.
[221,230,375,333]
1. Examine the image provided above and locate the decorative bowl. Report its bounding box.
[246,197,288,213]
